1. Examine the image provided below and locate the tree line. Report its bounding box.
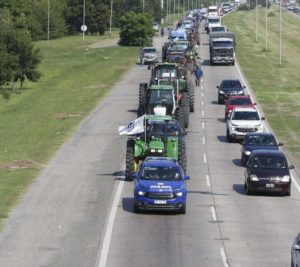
[0,0,162,95]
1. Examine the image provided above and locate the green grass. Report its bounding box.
[0,33,138,225]
[223,5,300,167]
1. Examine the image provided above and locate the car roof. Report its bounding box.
[221,79,240,83]
[143,157,179,167]
[233,107,257,112]
[251,150,285,157]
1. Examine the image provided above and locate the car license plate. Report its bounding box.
[266,184,275,188]
[154,200,166,204]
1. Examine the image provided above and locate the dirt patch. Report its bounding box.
[0,160,38,170]
[88,38,119,49]
[53,112,83,119]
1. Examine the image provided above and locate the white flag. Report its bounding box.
[118,115,145,135]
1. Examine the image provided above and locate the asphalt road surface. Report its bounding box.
[0,24,300,267]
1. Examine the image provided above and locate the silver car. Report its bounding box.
[140,47,158,66]
[291,232,300,267]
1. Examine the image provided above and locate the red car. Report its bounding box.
[224,95,256,120]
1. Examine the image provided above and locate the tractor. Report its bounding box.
[125,115,187,181]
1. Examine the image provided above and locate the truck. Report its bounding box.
[205,15,221,33]
[209,31,235,65]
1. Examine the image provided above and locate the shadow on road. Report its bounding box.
[217,135,228,143]
[232,159,243,167]
[188,190,229,196]
[232,184,247,195]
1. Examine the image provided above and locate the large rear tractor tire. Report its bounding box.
[186,75,195,112]
[178,141,187,173]
[139,83,147,108]
[125,140,135,181]
[175,106,185,130]
[182,94,190,128]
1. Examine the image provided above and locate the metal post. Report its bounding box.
[47,0,50,46]
[255,0,258,42]
[265,0,268,51]
[83,0,85,41]
[109,0,113,35]
[279,0,282,64]
[143,0,145,13]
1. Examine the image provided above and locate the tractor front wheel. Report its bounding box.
[125,140,135,181]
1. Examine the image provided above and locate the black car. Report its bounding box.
[240,133,283,166]
[291,232,300,267]
[217,79,246,104]
[244,150,294,196]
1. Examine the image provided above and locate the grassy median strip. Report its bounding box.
[0,34,138,225]
[223,5,300,169]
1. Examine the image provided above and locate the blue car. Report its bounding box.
[240,133,283,166]
[133,157,189,214]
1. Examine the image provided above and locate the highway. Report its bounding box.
[0,23,299,267]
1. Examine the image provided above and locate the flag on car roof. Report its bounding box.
[118,115,145,135]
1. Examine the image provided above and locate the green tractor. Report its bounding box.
[138,63,193,127]
[137,84,188,129]
[125,115,187,181]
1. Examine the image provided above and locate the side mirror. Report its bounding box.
[147,65,151,70]
[289,165,295,169]
[184,175,190,180]
[253,102,257,105]
[293,244,300,251]
[132,172,138,179]
[278,142,283,146]
[243,86,246,89]
[261,117,265,120]
[216,85,219,89]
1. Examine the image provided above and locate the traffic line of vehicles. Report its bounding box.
[119,11,203,214]
[216,78,294,196]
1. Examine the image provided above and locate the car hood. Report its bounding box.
[244,145,278,152]
[250,168,289,178]
[222,88,243,92]
[231,120,262,127]
[137,180,183,191]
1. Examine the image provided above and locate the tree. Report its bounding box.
[119,12,153,46]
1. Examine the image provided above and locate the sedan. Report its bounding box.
[217,79,246,104]
[291,232,300,267]
[224,95,256,120]
[244,150,294,196]
[241,132,283,166]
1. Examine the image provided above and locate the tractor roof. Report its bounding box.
[154,63,179,68]
[145,115,173,122]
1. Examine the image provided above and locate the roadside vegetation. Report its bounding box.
[0,34,138,226]
[223,4,300,170]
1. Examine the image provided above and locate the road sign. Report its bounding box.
[81,25,87,32]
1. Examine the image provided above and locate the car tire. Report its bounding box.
[286,189,291,197]
[226,129,233,143]
[179,203,186,214]
[134,202,140,213]
[246,185,253,195]
[218,97,222,104]
[241,155,245,166]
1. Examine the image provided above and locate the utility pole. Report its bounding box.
[279,0,282,64]
[47,0,50,46]
[109,0,113,35]
[265,0,268,51]
[82,0,86,41]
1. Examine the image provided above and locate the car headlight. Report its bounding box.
[250,174,259,181]
[138,191,145,196]
[238,90,244,95]
[257,125,263,131]
[219,90,225,94]
[245,151,251,156]
[281,175,290,182]
[175,192,183,197]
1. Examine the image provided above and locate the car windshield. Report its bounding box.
[208,18,220,23]
[213,41,233,48]
[147,121,182,136]
[143,48,156,53]
[229,98,251,106]
[167,54,184,63]
[252,156,287,169]
[211,27,225,32]
[232,111,259,120]
[221,80,242,89]
[141,166,182,180]
[245,135,276,146]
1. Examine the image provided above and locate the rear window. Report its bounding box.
[229,98,251,106]
[143,48,156,53]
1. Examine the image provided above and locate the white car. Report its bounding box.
[226,107,265,142]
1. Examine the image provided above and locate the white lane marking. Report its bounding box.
[201,92,204,97]
[201,100,204,106]
[202,136,205,145]
[98,177,125,267]
[210,206,217,221]
[220,247,230,267]
[202,122,205,129]
[291,174,300,193]
[205,174,211,187]
[202,110,205,117]
[203,153,207,164]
